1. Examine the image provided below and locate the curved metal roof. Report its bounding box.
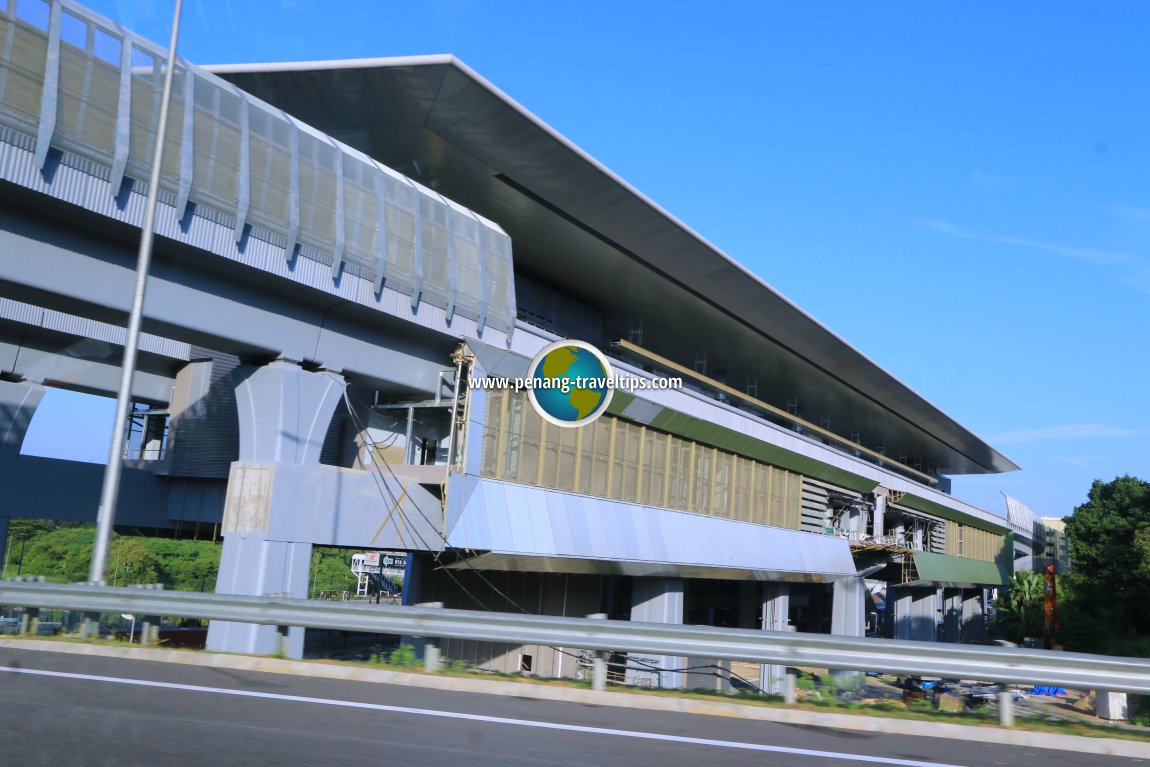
[210,55,1018,477]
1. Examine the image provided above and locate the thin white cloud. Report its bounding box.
[970,170,1012,189]
[1053,455,1110,472]
[918,219,1135,267]
[1109,204,1150,222]
[989,424,1146,445]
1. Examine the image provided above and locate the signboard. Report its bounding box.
[379,553,407,570]
[353,552,407,576]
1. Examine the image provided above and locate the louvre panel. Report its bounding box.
[800,480,831,533]
[420,193,451,296]
[478,387,504,477]
[0,15,46,129]
[930,520,947,555]
[0,2,517,333]
[479,390,804,530]
[731,456,750,521]
[55,38,117,163]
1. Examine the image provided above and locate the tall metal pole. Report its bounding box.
[89,0,184,584]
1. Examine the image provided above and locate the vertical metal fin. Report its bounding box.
[445,203,458,323]
[110,26,131,192]
[284,113,300,261]
[234,94,249,243]
[33,0,62,170]
[175,66,194,215]
[477,219,489,335]
[329,136,345,279]
[373,165,388,293]
[410,181,424,312]
[0,0,20,103]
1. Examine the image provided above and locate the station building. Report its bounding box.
[0,1,1017,685]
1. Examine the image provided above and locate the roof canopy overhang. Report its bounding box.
[210,56,1018,477]
[445,553,846,584]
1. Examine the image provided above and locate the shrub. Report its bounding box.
[388,643,419,669]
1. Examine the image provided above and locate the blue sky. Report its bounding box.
[23,0,1150,520]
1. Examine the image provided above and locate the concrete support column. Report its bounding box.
[831,577,866,637]
[961,588,987,642]
[627,577,684,689]
[0,516,9,580]
[759,581,791,694]
[831,576,866,687]
[941,588,963,643]
[207,361,344,659]
[872,491,886,539]
[208,536,313,656]
[891,585,939,641]
[847,505,861,536]
[402,551,437,606]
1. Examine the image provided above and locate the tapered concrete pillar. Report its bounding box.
[232,360,345,465]
[627,577,684,689]
[207,361,344,658]
[0,379,44,461]
[0,381,44,562]
[759,581,791,694]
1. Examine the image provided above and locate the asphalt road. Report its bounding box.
[0,647,1142,767]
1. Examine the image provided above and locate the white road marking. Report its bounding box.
[1,665,966,767]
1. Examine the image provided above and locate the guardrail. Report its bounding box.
[2,581,1147,725]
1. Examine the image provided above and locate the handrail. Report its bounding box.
[610,338,938,485]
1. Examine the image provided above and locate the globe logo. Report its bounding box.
[527,340,615,427]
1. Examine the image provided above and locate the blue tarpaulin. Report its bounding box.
[1030,685,1068,696]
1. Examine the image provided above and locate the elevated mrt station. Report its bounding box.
[0,1,1015,685]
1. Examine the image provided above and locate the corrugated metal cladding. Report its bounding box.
[0,297,190,359]
[477,387,804,531]
[161,476,226,534]
[165,349,240,478]
[0,1,516,334]
[515,275,604,344]
[447,477,858,578]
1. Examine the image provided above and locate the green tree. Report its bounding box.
[310,547,357,596]
[6,521,222,590]
[994,571,1048,643]
[15,526,97,582]
[1063,475,1150,635]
